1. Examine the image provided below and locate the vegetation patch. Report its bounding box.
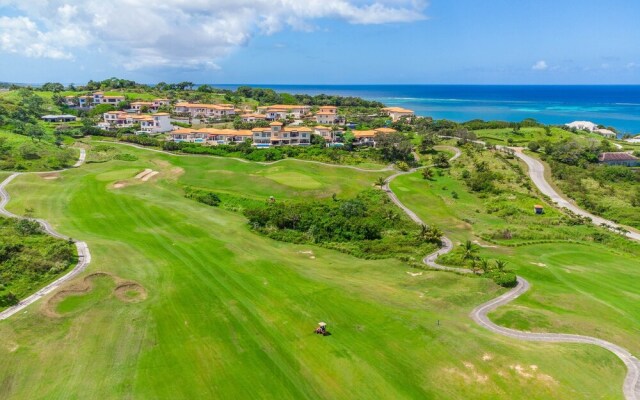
[0,216,76,309]
[263,171,322,189]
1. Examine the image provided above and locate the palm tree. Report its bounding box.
[375,176,386,188]
[461,240,477,261]
[478,258,490,274]
[495,259,508,272]
[469,259,479,275]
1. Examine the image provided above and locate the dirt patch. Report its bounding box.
[113,181,128,189]
[482,353,493,361]
[42,272,147,318]
[297,250,316,259]
[40,172,60,180]
[114,282,147,303]
[406,271,423,277]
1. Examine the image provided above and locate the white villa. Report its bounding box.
[381,107,414,122]
[174,102,236,118]
[315,106,338,125]
[594,128,617,139]
[100,111,172,134]
[257,105,311,120]
[565,121,598,131]
[131,99,170,113]
[64,92,125,108]
[240,113,267,123]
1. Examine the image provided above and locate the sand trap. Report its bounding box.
[113,181,127,189]
[141,171,159,182]
[114,282,147,303]
[406,271,423,277]
[40,172,60,180]
[43,272,147,318]
[135,169,153,180]
[530,262,547,267]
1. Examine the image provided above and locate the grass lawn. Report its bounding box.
[0,144,628,399]
[472,127,607,146]
[0,130,78,171]
[390,150,640,355]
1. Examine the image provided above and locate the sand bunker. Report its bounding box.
[43,272,147,318]
[530,262,547,267]
[135,169,153,180]
[406,271,423,277]
[141,171,159,182]
[114,282,147,303]
[40,172,60,180]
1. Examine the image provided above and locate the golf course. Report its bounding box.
[0,140,637,399]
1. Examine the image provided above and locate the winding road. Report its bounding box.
[383,146,640,400]
[0,148,91,321]
[511,148,640,241]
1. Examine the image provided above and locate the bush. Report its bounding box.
[491,272,518,288]
[184,187,221,207]
[113,153,138,161]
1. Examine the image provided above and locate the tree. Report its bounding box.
[419,133,438,153]
[421,167,434,180]
[478,258,490,273]
[417,224,442,244]
[26,124,45,142]
[461,240,477,261]
[374,176,386,188]
[41,82,64,92]
[528,141,540,152]
[375,132,413,163]
[433,152,450,168]
[495,259,508,272]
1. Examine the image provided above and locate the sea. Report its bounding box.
[213,85,640,136]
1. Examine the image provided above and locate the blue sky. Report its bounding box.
[0,0,638,84]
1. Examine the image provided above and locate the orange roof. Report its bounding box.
[270,121,283,126]
[375,128,397,134]
[171,128,197,134]
[382,107,414,114]
[284,127,312,132]
[353,130,377,138]
[154,113,170,116]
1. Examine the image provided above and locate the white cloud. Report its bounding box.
[0,0,428,69]
[531,60,548,71]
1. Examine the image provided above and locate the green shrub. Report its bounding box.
[490,272,518,288]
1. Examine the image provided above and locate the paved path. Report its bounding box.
[0,148,91,321]
[511,148,640,241]
[384,146,640,400]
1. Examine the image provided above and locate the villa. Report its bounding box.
[257,105,311,120]
[566,121,598,131]
[100,111,172,134]
[315,106,338,124]
[381,107,415,122]
[251,122,312,147]
[598,152,640,167]
[41,114,77,123]
[594,128,617,139]
[240,113,267,123]
[353,127,397,146]
[64,91,125,108]
[131,99,171,113]
[314,126,338,142]
[174,102,236,118]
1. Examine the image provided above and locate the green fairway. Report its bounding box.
[0,144,632,399]
[390,151,640,354]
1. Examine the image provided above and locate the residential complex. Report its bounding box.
[315,106,338,124]
[99,111,172,133]
[257,105,311,120]
[174,102,237,118]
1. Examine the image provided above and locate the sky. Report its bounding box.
[0,0,639,85]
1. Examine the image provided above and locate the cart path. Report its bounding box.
[383,147,640,400]
[0,148,91,321]
[510,148,640,242]
[96,141,395,172]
